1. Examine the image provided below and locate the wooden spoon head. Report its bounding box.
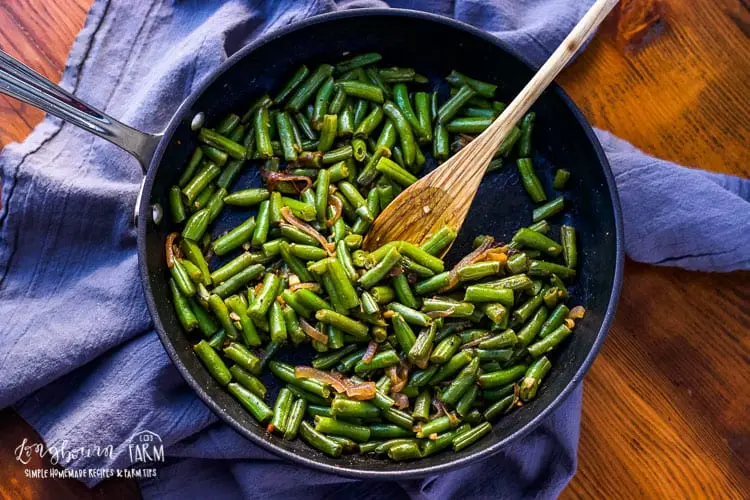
[363,151,487,251]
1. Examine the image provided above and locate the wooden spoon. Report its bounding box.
[363,0,620,251]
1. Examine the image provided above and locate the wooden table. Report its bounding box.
[1,0,748,498]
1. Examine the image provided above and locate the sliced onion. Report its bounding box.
[462,334,491,348]
[441,236,495,292]
[294,365,346,393]
[362,341,378,364]
[300,318,328,344]
[289,282,321,293]
[432,398,448,419]
[165,232,179,269]
[262,169,312,194]
[280,207,335,256]
[426,308,456,319]
[345,382,377,400]
[392,392,410,409]
[325,189,343,228]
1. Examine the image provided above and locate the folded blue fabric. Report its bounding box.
[1,0,748,498]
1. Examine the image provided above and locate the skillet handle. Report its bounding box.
[0,49,161,172]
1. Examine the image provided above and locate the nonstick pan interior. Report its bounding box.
[138,9,623,478]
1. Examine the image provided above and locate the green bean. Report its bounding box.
[354,350,400,374]
[411,389,432,421]
[314,416,370,442]
[420,226,457,256]
[248,272,280,321]
[229,365,266,398]
[327,258,360,310]
[183,163,220,203]
[433,122,450,161]
[529,260,577,280]
[388,442,422,461]
[354,105,384,138]
[455,385,479,418]
[519,356,552,402]
[452,421,491,452]
[539,304,569,338]
[391,274,420,310]
[277,241,313,283]
[553,169,571,190]
[316,309,369,340]
[414,272,451,295]
[374,156,417,187]
[254,106,274,159]
[516,158,547,203]
[477,329,518,350]
[170,259,196,297]
[228,382,274,424]
[357,145,390,186]
[223,341,260,375]
[201,146,227,166]
[332,398,380,419]
[275,112,298,161]
[382,407,414,430]
[528,324,572,358]
[446,71,497,98]
[368,285,395,305]
[337,81,384,103]
[512,228,562,258]
[422,297,475,318]
[198,128,246,160]
[170,278,198,331]
[382,101,416,167]
[269,361,331,398]
[289,243,327,261]
[193,183,217,211]
[462,286,514,307]
[423,426,467,457]
[431,350,473,384]
[322,145,353,164]
[178,148,204,188]
[413,91,433,142]
[299,421,343,457]
[287,64,334,112]
[212,264,264,299]
[212,216,256,256]
[188,298,219,338]
[457,261,501,282]
[518,112,535,157]
[387,302,432,327]
[560,225,577,268]
[225,295,261,346]
[438,85,476,123]
[169,186,187,223]
[533,196,565,223]
[268,301,287,343]
[356,247,399,289]
[440,357,479,406]
[378,67,416,82]
[268,387,294,433]
[430,335,460,364]
[391,313,418,353]
[282,398,307,440]
[335,53,382,74]
[445,116,493,134]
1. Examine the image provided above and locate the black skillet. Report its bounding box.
[0,8,623,479]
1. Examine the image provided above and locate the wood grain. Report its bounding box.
[0,0,748,498]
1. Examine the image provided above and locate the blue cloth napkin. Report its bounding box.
[1,0,748,498]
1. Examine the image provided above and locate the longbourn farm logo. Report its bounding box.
[14,429,164,480]
[128,430,165,464]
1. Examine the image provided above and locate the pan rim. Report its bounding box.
[138,7,625,479]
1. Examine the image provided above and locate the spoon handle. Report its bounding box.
[472,0,620,157]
